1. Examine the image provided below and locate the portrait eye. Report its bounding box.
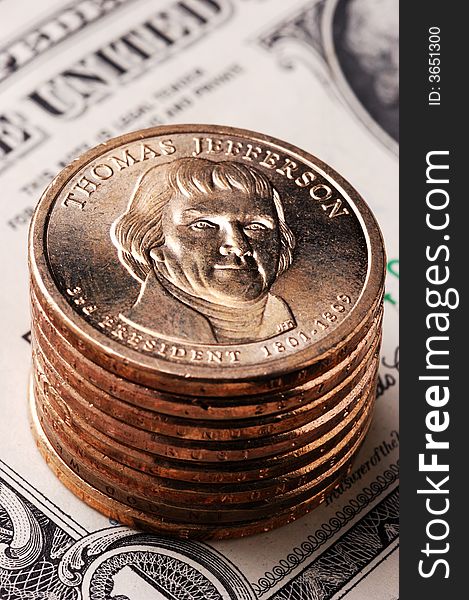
[244,222,268,232]
[189,220,217,231]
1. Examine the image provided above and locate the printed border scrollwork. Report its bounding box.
[253,462,399,596]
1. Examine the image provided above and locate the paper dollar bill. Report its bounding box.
[0,0,398,598]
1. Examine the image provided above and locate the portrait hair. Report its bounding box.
[111,157,296,284]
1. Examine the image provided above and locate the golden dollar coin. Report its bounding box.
[29,124,385,396]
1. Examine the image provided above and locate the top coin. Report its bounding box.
[29,125,385,395]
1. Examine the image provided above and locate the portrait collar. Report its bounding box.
[155,270,268,343]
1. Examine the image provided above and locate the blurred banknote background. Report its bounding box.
[0,1,399,598]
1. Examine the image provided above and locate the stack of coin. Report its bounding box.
[28,125,385,539]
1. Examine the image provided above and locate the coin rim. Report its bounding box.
[32,380,374,514]
[32,304,381,439]
[29,383,370,539]
[33,357,378,486]
[30,281,383,414]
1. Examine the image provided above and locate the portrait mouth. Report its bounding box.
[213,265,257,271]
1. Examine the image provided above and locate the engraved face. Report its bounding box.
[110,157,298,343]
[152,188,281,305]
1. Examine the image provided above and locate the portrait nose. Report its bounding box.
[219,223,252,257]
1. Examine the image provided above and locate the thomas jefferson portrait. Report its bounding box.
[111,157,296,344]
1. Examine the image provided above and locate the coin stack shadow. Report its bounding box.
[27,125,386,540]
[29,285,383,540]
